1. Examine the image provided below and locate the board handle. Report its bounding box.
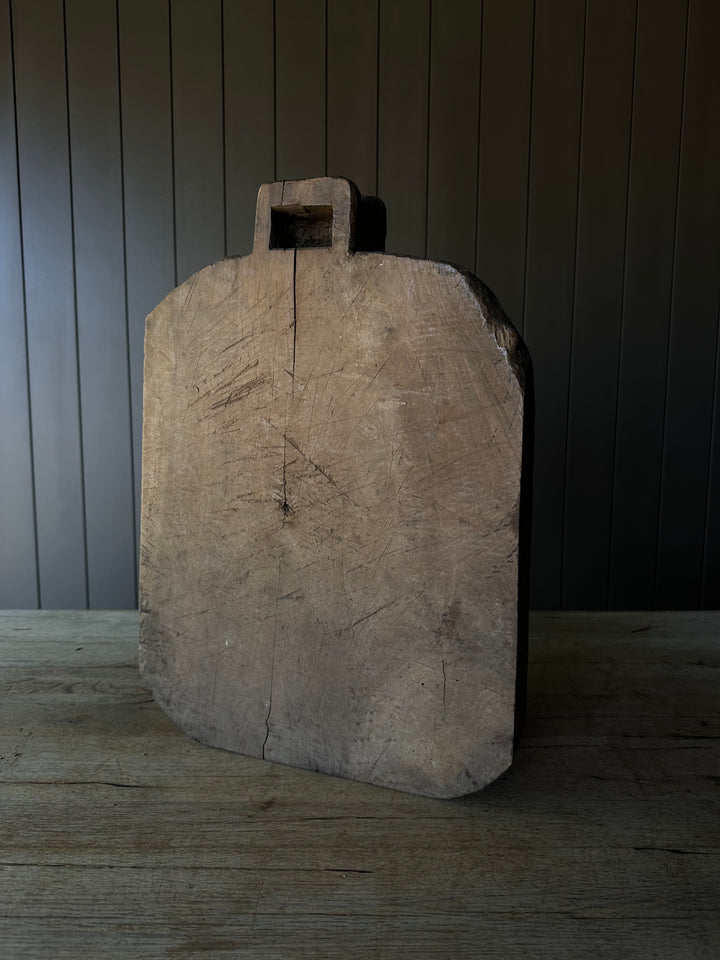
[253,177,385,256]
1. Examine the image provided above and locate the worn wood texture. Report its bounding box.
[1,610,718,959]
[140,177,529,798]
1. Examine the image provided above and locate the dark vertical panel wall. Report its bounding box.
[65,0,136,608]
[705,319,720,606]
[2,0,718,611]
[326,0,378,194]
[378,0,430,257]
[118,0,175,556]
[609,0,688,608]
[426,0,482,268]
[656,0,720,608]
[224,0,274,256]
[0,1,37,606]
[275,0,326,181]
[475,0,534,326]
[523,0,585,608]
[12,0,87,609]
[562,0,636,609]
[171,0,225,281]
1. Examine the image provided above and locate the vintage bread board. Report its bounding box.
[139,177,531,799]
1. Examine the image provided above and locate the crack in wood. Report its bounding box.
[291,247,298,394]
[442,658,447,719]
[0,780,152,789]
[262,557,282,759]
[633,847,716,856]
[281,248,298,520]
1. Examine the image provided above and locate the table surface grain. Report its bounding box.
[0,610,718,959]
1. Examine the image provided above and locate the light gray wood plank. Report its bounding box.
[0,610,718,959]
[0,0,37,607]
[118,0,175,562]
[426,0,482,271]
[377,0,430,257]
[171,0,225,281]
[11,0,87,608]
[65,0,135,609]
[0,608,137,646]
[326,0,378,193]
[223,0,274,256]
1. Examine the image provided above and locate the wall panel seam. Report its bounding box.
[272,0,277,181]
[607,0,640,608]
[423,0,432,258]
[653,0,691,607]
[221,0,227,257]
[115,0,138,603]
[561,0,588,607]
[62,0,89,610]
[9,0,40,607]
[323,0,328,177]
[520,0,537,335]
[701,299,720,605]
[168,0,178,286]
[472,0,483,273]
[374,0,380,194]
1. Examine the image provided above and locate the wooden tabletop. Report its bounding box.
[1,610,718,959]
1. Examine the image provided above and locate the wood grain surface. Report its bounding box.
[140,178,529,798]
[1,610,718,959]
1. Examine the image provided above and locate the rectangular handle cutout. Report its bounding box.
[270,204,333,249]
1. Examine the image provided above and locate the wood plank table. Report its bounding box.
[1,610,718,959]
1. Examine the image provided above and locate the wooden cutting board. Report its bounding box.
[139,177,531,798]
